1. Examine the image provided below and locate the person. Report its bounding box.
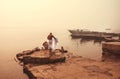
[47,33,58,52]
[42,41,49,50]
[47,33,54,49]
[47,33,54,41]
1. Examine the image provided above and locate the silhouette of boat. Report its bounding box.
[68,29,119,39]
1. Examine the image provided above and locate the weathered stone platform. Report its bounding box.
[16,49,66,65]
[102,42,120,55]
[16,47,120,79]
[23,56,120,79]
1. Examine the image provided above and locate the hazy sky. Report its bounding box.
[0,0,120,31]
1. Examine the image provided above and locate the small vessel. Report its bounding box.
[68,29,119,39]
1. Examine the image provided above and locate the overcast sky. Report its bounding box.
[0,0,120,31]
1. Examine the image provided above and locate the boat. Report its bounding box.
[68,29,119,39]
[104,37,120,42]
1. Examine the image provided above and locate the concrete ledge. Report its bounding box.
[17,49,66,65]
[23,55,66,64]
[23,56,120,79]
[102,42,120,55]
[23,65,37,79]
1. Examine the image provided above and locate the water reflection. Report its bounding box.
[71,36,120,62]
[70,36,102,59]
[72,37,103,44]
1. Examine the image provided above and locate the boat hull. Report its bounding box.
[68,29,118,39]
[71,34,112,40]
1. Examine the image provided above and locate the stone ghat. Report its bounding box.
[102,42,120,55]
[16,49,66,65]
[23,56,120,79]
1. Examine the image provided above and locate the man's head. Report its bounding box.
[50,33,52,35]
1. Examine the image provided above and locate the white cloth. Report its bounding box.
[51,37,57,51]
[48,37,58,51]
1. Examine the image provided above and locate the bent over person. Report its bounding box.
[47,33,58,52]
[42,41,48,50]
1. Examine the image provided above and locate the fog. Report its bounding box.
[0,0,120,31]
[0,1,120,79]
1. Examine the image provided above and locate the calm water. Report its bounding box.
[0,28,119,79]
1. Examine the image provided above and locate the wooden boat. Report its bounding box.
[68,29,119,39]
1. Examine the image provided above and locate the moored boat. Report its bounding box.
[68,29,119,39]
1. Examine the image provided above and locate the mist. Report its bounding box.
[0,0,120,32]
